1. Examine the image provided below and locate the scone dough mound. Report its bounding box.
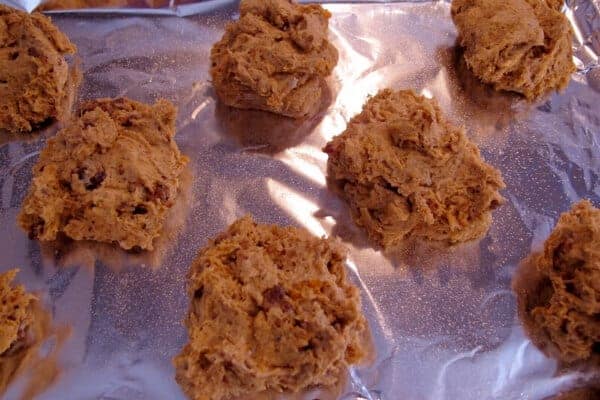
[451,0,576,100]
[0,5,76,133]
[0,269,35,357]
[174,216,367,400]
[18,98,188,251]
[210,0,338,118]
[324,89,505,248]
[0,269,37,395]
[524,200,599,365]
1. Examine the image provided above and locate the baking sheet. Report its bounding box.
[1,1,600,399]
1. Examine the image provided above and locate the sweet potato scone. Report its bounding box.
[0,5,77,133]
[0,270,35,358]
[18,98,188,251]
[324,89,505,248]
[0,269,36,393]
[451,0,575,101]
[518,200,599,365]
[174,216,367,400]
[210,0,338,118]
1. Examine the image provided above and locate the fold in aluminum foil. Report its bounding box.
[0,1,599,399]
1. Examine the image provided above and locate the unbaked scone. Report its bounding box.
[210,0,338,118]
[18,98,189,251]
[174,216,367,400]
[324,89,505,248]
[0,270,35,358]
[451,0,576,100]
[518,200,599,365]
[0,269,36,394]
[0,5,77,133]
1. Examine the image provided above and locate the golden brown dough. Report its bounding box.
[0,5,77,133]
[18,98,188,251]
[0,270,35,357]
[210,0,338,118]
[451,0,576,100]
[518,200,599,365]
[0,269,36,394]
[174,216,367,400]
[0,269,64,398]
[324,89,505,248]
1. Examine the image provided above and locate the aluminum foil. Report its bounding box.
[1,1,599,399]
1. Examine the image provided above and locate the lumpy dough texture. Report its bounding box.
[210,0,338,118]
[18,98,188,251]
[0,270,35,356]
[0,5,76,133]
[526,200,600,364]
[174,216,367,400]
[324,89,505,248]
[451,0,575,100]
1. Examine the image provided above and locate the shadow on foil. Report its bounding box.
[215,81,334,155]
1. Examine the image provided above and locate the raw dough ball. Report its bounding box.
[0,269,35,356]
[18,98,189,251]
[451,0,576,100]
[210,0,338,118]
[0,5,77,133]
[324,89,505,248]
[0,269,58,396]
[521,200,599,365]
[174,216,367,400]
[0,269,37,395]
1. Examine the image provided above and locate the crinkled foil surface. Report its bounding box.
[1,1,599,399]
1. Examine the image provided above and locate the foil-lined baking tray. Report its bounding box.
[1,1,599,399]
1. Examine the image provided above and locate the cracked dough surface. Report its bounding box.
[18,98,188,251]
[0,270,35,357]
[174,216,367,400]
[520,200,600,365]
[324,89,505,248]
[210,0,338,118]
[451,0,575,100]
[0,5,76,133]
[0,269,36,394]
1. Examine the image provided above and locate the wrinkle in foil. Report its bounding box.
[0,1,599,400]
